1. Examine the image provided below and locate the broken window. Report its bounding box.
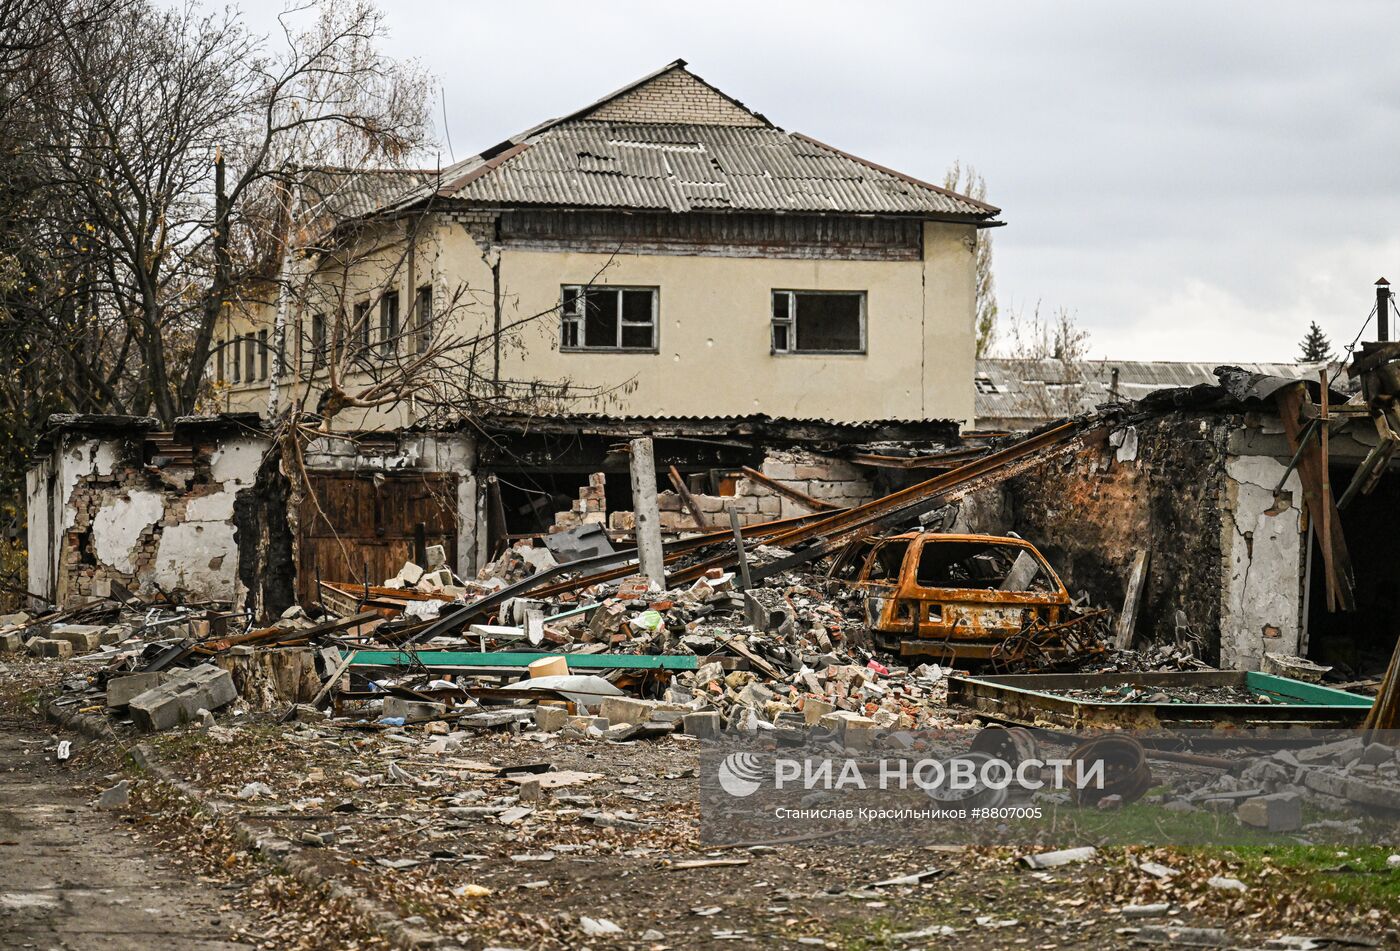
[560,285,657,351]
[915,540,1052,592]
[416,285,433,353]
[771,290,865,354]
[865,539,911,582]
[974,376,1000,394]
[311,313,326,369]
[379,290,399,355]
[258,329,269,380]
[353,301,370,353]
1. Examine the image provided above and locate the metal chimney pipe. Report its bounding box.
[1378,277,1391,342]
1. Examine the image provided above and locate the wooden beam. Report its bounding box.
[739,466,839,511]
[1276,384,1355,612]
[667,465,709,530]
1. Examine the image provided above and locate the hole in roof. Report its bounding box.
[609,138,704,152]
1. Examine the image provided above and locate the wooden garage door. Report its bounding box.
[299,470,459,603]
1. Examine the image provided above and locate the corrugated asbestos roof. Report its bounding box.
[298,168,439,226]
[432,123,995,217]
[455,412,961,445]
[974,357,1339,424]
[375,62,998,223]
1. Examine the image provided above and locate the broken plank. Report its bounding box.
[1115,550,1149,650]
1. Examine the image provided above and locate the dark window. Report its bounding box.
[416,285,432,353]
[231,336,240,384]
[216,343,224,383]
[561,285,657,351]
[915,540,1052,592]
[244,334,257,381]
[770,290,865,354]
[353,301,370,352]
[379,290,399,354]
[974,376,999,394]
[311,313,326,369]
[258,329,269,380]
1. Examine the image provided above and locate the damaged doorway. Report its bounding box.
[298,471,459,603]
[1306,463,1400,676]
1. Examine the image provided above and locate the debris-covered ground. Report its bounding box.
[4,533,1400,949]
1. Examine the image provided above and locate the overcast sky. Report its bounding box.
[242,0,1400,362]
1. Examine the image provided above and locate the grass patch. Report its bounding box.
[1225,845,1400,910]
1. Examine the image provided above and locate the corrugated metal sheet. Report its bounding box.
[428,123,993,218]
[974,358,1340,426]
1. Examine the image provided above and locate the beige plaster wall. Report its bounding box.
[219,214,977,426]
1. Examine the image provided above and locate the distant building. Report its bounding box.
[973,357,1338,431]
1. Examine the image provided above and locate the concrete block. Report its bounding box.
[695,495,727,514]
[683,711,722,739]
[566,715,609,732]
[48,624,105,652]
[1236,792,1302,832]
[106,672,165,708]
[100,624,131,646]
[803,698,835,725]
[534,705,569,732]
[397,561,425,586]
[599,697,657,726]
[0,631,23,652]
[761,461,799,480]
[598,697,690,726]
[28,638,73,659]
[424,544,447,569]
[0,611,31,629]
[807,480,866,501]
[128,664,236,732]
[819,711,879,748]
[383,697,447,721]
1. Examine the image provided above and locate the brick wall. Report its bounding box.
[587,70,766,127]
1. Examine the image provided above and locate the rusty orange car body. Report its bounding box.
[831,532,1071,662]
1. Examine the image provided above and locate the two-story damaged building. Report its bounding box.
[214,59,999,425]
[27,61,990,614]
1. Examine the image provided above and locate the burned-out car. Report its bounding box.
[831,532,1072,662]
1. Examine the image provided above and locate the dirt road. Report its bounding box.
[0,715,251,951]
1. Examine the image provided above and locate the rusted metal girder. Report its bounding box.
[666,419,1088,585]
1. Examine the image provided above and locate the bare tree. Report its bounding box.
[4,0,431,426]
[999,301,1094,422]
[944,160,997,357]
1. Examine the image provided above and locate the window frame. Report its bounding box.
[415,285,433,354]
[311,313,327,370]
[379,290,399,356]
[353,300,371,353]
[770,289,868,356]
[560,284,659,353]
[258,328,269,380]
[244,334,257,382]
